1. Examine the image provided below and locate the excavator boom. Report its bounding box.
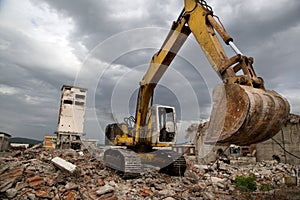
[135,18,190,132]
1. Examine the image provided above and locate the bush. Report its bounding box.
[260,184,275,191]
[235,173,257,192]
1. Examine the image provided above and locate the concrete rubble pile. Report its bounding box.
[0,145,299,199]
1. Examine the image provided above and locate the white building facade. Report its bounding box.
[56,85,87,149]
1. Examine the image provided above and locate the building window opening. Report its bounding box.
[75,101,84,106]
[75,94,85,99]
[63,100,73,105]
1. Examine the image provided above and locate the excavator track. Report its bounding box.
[103,148,142,177]
[159,150,187,176]
[146,150,187,176]
[104,148,186,177]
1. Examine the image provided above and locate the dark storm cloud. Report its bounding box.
[31,0,183,50]
[208,0,300,91]
[222,1,300,47]
[1,0,299,142]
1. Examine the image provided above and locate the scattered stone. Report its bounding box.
[0,147,299,199]
[15,181,28,191]
[158,189,176,197]
[194,164,209,170]
[65,182,78,190]
[164,197,176,200]
[198,182,207,190]
[97,178,105,186]
[216,182,225,189]
[108,180,116,187]
[96,185,115,196]
[140,185,153,197]
[284,176,297,186]
[27,192,36,200]
[35,189,48,198]
[6,188,17,198]
[203,191,215,200]
[64,189,78,200]
[0,165,24,192]
[27,175,45,188]
[210,177,225,184]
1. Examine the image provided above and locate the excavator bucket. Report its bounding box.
[205,83,290,146]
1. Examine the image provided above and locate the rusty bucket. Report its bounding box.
[205,83,290,146]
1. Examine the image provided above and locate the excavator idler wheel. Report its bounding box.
[205,83,290,146]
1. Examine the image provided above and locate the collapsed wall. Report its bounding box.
[256,114,300,165]
[195,114,300,165]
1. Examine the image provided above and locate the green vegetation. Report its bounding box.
[260,184,275,192]
[235,173,257,192]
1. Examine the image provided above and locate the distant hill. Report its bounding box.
[10,137,42,145]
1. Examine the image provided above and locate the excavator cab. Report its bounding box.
[149,105,177,145]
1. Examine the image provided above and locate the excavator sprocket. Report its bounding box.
[205,83,290,146]
[155,150,187,176]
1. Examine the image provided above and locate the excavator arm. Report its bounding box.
[184,0,264,87]
[134,15,191,135]
[135,0,290,145]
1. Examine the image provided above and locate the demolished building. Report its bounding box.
[55,85,87,150]
[256,114,300,165]
[195,114,300,165]
[0,132,11,151]
[1,145,299,199]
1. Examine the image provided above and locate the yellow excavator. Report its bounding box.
[104,0,290,176]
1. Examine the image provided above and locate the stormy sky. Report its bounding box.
[0,0,299,143]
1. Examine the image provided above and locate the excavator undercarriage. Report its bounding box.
[103,147,186,177]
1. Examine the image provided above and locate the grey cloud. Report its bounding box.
[31,0,183,50]
[1,0,299,142]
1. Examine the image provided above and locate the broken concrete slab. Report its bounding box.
[51,157,76,173]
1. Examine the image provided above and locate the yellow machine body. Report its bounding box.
[104,0,290,176]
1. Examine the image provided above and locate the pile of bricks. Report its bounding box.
[0,145,299,199]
